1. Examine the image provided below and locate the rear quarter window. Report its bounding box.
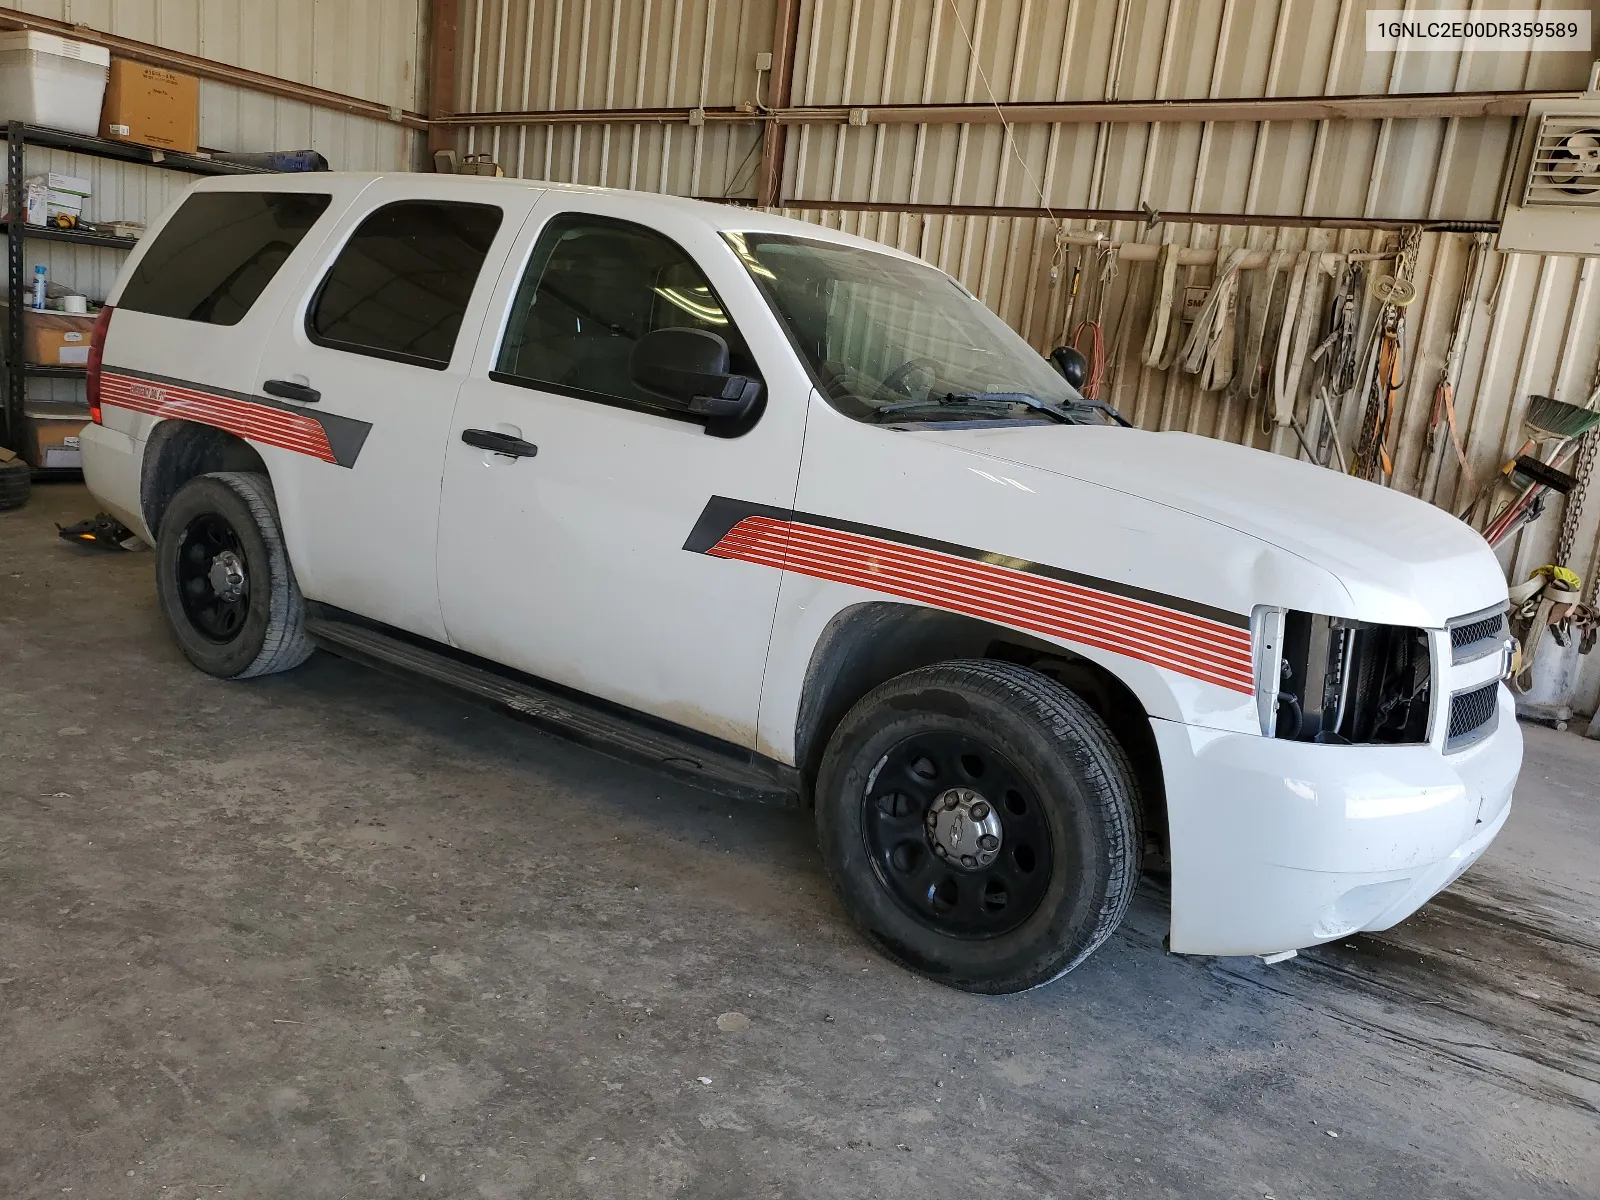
[306,200,503,370]
[117,191,332,326]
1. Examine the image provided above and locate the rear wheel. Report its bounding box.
[155,471,313,679]
[815,659,1140,994]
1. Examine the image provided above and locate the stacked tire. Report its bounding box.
[0,456,29,511]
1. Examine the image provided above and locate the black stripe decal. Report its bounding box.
[106,364,374,469]
[684,495,1249,630]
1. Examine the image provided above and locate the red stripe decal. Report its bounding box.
[101,373,337,464]
[709,516,1254,694]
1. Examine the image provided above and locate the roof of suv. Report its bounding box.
[189,170,925,265]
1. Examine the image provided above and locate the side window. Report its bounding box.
[308,200,503,370]
[495,213,757,409]
[118,191,332,326]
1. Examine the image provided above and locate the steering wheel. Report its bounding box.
[878,356,939,401]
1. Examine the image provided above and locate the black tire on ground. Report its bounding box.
[0,456,30,511]
[814,659,1141,994]
[155,471,314,679]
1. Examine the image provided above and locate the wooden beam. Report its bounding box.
[0,5,427,130]
[433,88,1576,130]
[756,0,805,206]
[427,0,463,156]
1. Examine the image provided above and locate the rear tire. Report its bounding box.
[0,456,30,511]
[814,659,1140,994]
[155,471,314,679]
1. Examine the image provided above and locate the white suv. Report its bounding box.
[80,173,1521,993]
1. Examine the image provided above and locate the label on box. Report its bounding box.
[43,445,82,468]
[58,346,89,364]
[62,332,84,342]
[109,123,130,135]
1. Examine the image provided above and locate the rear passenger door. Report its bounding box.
[255,181,535,642]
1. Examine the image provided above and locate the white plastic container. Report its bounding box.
[0,32,110,137]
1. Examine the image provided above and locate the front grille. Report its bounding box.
[1449,604,1508,665]
[1446,681,1499,752]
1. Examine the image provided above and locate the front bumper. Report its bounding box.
[1156,684,1521,956]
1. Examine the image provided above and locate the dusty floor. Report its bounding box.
[2,482,1597,1200]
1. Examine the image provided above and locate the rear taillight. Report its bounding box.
[86,304,114,424]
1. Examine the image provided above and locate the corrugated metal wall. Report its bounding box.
[394,0,1600,713]
[17,0,428,399]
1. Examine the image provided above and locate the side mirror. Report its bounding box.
[631,327,762,421]
[1050,345,1088,390]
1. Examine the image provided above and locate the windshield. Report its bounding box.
[724,231,1103,426]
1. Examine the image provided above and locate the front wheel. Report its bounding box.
[814,659,1141,994]
[155,471,314,679]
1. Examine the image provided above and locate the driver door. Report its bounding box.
[435,196,811,749]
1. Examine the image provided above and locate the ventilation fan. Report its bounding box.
[1523,116,1600,205]
[1499,96,1600,256]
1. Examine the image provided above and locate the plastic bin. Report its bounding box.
[0,32,110,137]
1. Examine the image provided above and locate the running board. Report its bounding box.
[305,615,801,806]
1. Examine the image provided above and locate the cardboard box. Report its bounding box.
[44,188,82,228]
[2,305,97,365]
[100,59,198,154]
[28,414,85,469]
[41,171,90,197]
[2,179,47,225]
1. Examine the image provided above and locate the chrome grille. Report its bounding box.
[1448,604,1508,666]
[1446,682,1499,753]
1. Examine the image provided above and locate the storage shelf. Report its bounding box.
[0,123,266,177]
[14,224,137,250]
[2,122,273,459]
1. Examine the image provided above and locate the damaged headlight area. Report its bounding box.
[1252,607,1432,745]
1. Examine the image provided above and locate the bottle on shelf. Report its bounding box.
[32,263,47,309]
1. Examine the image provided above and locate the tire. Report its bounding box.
[155,471,314,679]
[814,659,1141,994]
[0,457,30,511]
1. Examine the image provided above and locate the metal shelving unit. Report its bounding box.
[2,122,263,466]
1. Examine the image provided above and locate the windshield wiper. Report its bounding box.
[1061,398,1133,428]
[874,391,1074,424]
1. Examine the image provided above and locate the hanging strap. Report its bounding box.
[1243,250,1289,401]
[1177,247,1250,391]
[1271,252,1313,426]
[1141,243,1182,369]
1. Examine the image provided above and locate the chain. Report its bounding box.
[1559,427,1597,580]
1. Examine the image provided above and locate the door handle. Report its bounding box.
[462,428,539,458]
[263,379,321,404]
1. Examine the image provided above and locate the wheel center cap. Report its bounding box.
[925,787,1002,870]
[207,550,246,601]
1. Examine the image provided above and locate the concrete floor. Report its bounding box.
[2,482,1597,1200]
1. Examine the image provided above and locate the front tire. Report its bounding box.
[815,659,1140,994]
[155,471,314,679]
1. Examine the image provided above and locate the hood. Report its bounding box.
[913,423,1508,625]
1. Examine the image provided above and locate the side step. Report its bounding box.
[306,615,801,806]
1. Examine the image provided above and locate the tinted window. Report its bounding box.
[118,191,331,326]
[496,213,756,408]
[308,200,503,370]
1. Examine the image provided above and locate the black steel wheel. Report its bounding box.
[815,659,1141,994]
[862,731,1054,938]
[155,471,314,679]
[176,512,251,642]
